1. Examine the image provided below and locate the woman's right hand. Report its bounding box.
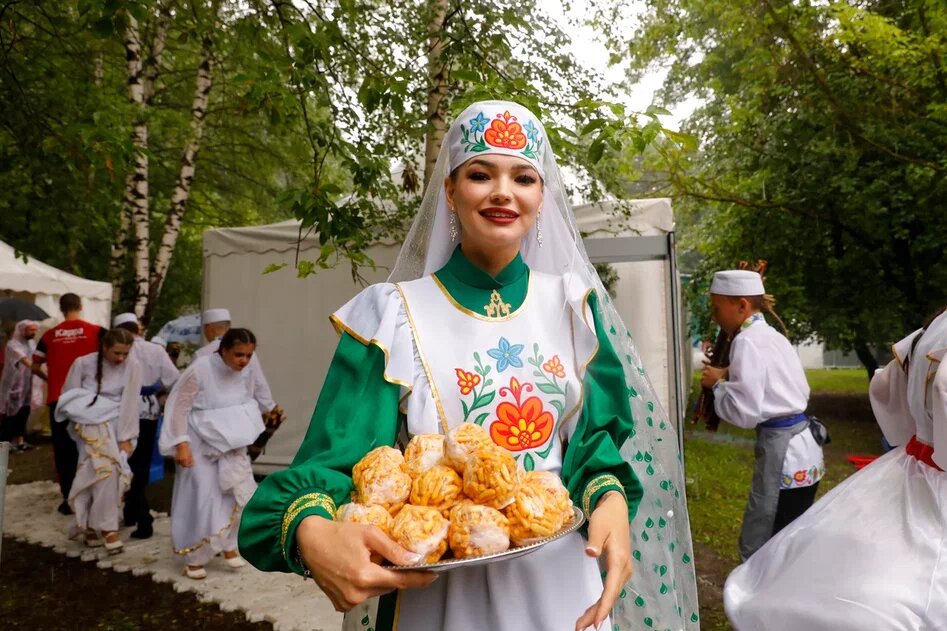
[175,442,194,468]
[296,515,437,613]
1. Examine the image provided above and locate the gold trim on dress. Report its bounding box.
[556,289,599,438]
[582,473,625,517]
[430,274,531,322]
[395,283,450,434]
[174,502,241,555]
[279,492,337,561]
[329,314,414,391]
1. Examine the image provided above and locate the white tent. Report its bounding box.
[0,240,112,327]
[202,199,686,473]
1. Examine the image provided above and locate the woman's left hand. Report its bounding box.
[575,490,632,631]
[118,440,133,456]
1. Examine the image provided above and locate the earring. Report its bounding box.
[449,210,458,242]
[536,211,543,247]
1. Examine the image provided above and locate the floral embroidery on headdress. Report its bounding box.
[459,109,543,161]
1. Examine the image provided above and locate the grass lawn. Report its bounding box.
[683,370,881,630]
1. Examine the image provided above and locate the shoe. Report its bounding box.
[16,442,33,452]
[223,554,246,569]
[183,566,207,580]
[103,532,123,554]
[85,531,104,548]
[57,501,73,516]
[130,524,153,539]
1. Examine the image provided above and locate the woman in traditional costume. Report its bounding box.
[56,327,141,553]
[159,327,262,579]
[239,100,699,630]
[0,319,39,451]
[724,309,947,629]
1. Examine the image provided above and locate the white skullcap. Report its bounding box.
[710,270,765,296]
[448,101,546,178]
[150,335,167,348]
[112,312,139,327]
[202,308,231,324]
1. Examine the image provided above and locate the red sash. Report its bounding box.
[906,435,943,472]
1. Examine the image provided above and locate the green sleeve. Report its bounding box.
[238,332,402,575]
[561,291,644,523]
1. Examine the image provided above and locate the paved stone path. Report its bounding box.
[2,481,342,631]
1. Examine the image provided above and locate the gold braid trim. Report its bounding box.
[173,502,241,556]
[582,474,625,517]
[280,492,336,562]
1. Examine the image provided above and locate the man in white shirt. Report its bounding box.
[197,308,276,414]
[113,312,180,538]
[700,270,827,560]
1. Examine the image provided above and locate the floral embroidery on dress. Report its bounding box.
[459,110,543,160]
[489,377,554,455]
[455,369,481,395]
[455,341,568,471]
[487,337,524,372]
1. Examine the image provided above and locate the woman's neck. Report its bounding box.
[458,241,519,278]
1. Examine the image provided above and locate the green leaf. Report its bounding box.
[474,412,489,426]
[523,453,535,471]
[263,263,289,274]
[536,383,562,395]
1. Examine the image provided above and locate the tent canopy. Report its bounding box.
[0,240,112,327]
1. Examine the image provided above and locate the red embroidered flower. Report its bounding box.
[542,355,566,379]
[455,369,481,395]
[489,377,554,452]
[793,470,807,483]
[484,111,528,150]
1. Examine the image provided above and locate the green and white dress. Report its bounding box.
[239,247,644,630]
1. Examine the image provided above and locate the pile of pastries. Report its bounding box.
[335,423,575,563]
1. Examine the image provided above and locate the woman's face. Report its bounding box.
[221,341,255,371]
[104,342,131,366]
[444,154,543,252]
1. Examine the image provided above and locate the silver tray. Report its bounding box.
[390,505,585,573]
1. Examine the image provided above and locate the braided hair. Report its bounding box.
[218,327,256,352]
[88,328,135,407]
[904,306,947,375]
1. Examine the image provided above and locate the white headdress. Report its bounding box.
[390,100,699,630]
[711,270,765,296]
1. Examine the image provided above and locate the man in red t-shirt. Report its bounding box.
[32,293,104,514]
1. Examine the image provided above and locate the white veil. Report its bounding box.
[390,101,699,630]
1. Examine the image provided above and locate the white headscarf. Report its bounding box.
[390,100,699,630]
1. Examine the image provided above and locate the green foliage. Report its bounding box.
[615,0,947,359]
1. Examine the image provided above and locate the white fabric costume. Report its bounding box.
[195,338,275,413]
[132,337,180,419]
[56,352,141,532]
[713,314,824,490]
[159,353,263,566]
[336,100,698,631]
[724,311,947,630]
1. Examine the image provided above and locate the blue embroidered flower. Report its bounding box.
[524,120,540,142]
[487,337,524,372]
[469,112,489,133]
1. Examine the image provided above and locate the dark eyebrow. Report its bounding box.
[465,158,537,173]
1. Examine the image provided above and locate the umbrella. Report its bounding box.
[155,313,203,345]
[0,297,49,322]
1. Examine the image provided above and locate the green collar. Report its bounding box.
[433,246,530,314]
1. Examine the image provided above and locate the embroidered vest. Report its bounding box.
[396,272,591,474]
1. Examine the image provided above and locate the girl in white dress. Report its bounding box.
[159,327,263,579]
[56,328,141,553]
[724,309,947,629]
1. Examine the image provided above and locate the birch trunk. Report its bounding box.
[423,0,449,188]
[145,34,215,323]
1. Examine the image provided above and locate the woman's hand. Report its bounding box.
[575,491,633,631]
[175,442,194,468]
[296,515,437,613]
[118,440,134,456]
